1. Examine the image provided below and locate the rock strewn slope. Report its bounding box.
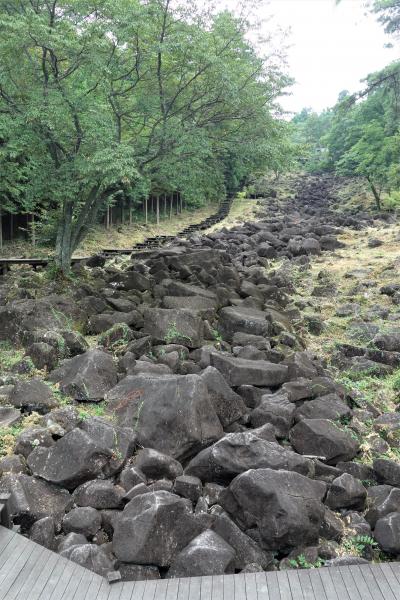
[0,174,399,579]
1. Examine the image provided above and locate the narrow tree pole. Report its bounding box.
[145,196,148,224]
[164,194,167,218]
[156,194,160,225]
[169,194,173,220]
[180,193,183,213]
[129,198,133,225]
[31,213,36,247]
[10,213,13,240]
[0,208,2,250]
[175,192,179,215]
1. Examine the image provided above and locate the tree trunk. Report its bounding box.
[156,194,160,225]
[367,176,382,211]
[129,199,133,225]
[31,214,36,247]
[164,194,167,218]
[55,201,73,274]
[0,208,2,250]
[175,192,179,215]
[169,194,173,220]
[10,213,13,241]
[144,196,148,224]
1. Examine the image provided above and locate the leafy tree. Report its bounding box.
[0,0,291,272]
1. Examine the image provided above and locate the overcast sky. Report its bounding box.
[258,0,399,115]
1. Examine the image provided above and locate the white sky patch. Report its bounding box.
[264,0,399,114]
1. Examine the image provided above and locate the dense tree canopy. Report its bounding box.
[0,0,292,270]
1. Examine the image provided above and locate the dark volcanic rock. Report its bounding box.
[167,530,235,578]
[142,308,204,348]
[9,378,58,414]
[112,491,205,566]
[27,428,112,490]
[0,473,71,530]
[200,366,246,427]
[289,419,359,464]
[62,506,101,537]
[49,348,118,402]
[210,352,288,387]
[134,449,183,481]
[105,374,223,461]
[185,432,313,483]
[60,543,115,577]
[325,473,366,510]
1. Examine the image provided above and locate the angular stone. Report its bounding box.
[374,513,400,554]
[200,366,246,427]
[289,419,359,464]
[218,306,271,342]
[134,449,183,481]
[0,473,72,530]
[250,393,295,437]
[62,507,101,537]
[185,432,313,483]
[142,308,204,348]
[27,428,112,490]
[105,374,222,461]
[325,473,366,510]
[220,468,326,552]
[167,530,235,578]
[174,476,202,503]
[73,480,125,509]
[49,349,118,402]
[9,379,58,414]
[60,543,115,577]
[373,458,400,487]
[210,352,288,387]
[112,491,205,566]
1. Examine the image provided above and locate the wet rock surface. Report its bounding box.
[1,174,400,580]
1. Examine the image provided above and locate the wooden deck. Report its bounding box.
[0,526,399,599]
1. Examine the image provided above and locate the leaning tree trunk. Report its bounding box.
[367,176,382,211]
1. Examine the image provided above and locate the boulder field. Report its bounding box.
[0,174,400,580]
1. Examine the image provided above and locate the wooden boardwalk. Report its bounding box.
[0,526,399,599]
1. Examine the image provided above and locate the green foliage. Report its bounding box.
[0,0,292,270]
[164,322,192,345]
[342,535,378,557]
[288,554,325,569]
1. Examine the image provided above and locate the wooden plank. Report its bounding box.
[346,565,374,600]
[234,573,246,600]
[37,555,73,600]
[164,578,179,600]
[211,574,224,600]
[154,579,169,600]
[244,573,257,600]
[0,528,15,558]
[132,580,147,600]
[0,535,36,593]
[0,534,27,574]
[308,569,328,600]
[297,570,316,600]
[71,567,96,600]
[177,577,190,600]
[387,562,400,584]
[326,568,351,600]
[276,570,294,600]
[95,579,112,600]
[286,569,305,600]
[28,551,62,600]
[39,557,79,600]
[337,567,362,600]
[189,577,201,600]
[369,564,398,600]
[116,581,134,600]
[82,574,104,600]
[266,570,281,600]
[359,565,388,600]
[200,576,212,600]
[376,563,400,597]
[222,574,235,600]
[3,544,46,600]
[142,579,158,600]
[318,568,339,600]
[0,541,44,600]
[59,561,87,600]
[106,580,123,600]
[254,571,270,599]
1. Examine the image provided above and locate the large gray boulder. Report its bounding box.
[112,491,205,566]
[200,366,246,427]
[325,473,366,510]
[79,417,136,476]
[9,379,58,414]
[218,306,271,342]
[185,432,313,483]
[60,543,115,577]
[167,530,235,578]
[72,480,125,509]
[0,473,72,530]
[27,428,112,490]
[289,419,359,464]
[374,513,400,554]
[210,352,288,387]
[250,392,295,437]
[373,458,400,487]
[220,468,326,552]
[49,348,118,402]
[105,374,223,461]
[142,308,204,348]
